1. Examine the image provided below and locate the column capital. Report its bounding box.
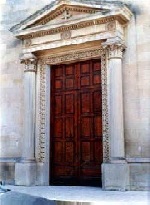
[102,37,126,59]
[20,53,37,72]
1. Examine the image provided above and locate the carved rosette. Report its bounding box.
[20,53,37,72]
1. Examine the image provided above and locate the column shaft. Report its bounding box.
[23,71,36,161]
[102,38,129,191]
[15,53,37,186]
[108,58,125,160]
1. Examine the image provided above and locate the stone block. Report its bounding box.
[102,163,130,191]
[36,162,49,186]
[15,162,37,186]
[130,163,150,190]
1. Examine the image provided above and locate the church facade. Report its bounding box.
[0,0,150,191]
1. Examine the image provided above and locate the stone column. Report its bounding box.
[15,53,37,186]
[102,38,129,190]
[106,39,126,162]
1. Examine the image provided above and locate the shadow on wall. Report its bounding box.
[0,162,15,185]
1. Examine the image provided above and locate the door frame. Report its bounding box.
[35,47,109,185]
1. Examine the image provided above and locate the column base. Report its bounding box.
[15,162,37,186]
[102,162,130,191]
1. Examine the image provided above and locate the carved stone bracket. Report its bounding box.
[20,53,37,72]
[102,37,126,59]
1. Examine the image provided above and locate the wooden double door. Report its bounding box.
[50,59,103,186]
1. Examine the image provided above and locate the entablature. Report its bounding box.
[10,0,132,53]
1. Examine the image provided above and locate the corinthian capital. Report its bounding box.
[20,53,37,72]
[102,37,126,59]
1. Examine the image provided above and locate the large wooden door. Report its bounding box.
[50,59,103,186]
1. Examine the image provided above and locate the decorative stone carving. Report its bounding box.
[20,53,37,72]
[39,47,103,65]
[102,37,126,163]
[38,47,110,162]
[23,39,32,48]
[32,5,99,27]
[62,10,72,20]
[106,21,116,31]
[38,64,46,162]
[61,30,72,40]
[17,17,116,40]
[101,53,110,162]
[102,37,126,59]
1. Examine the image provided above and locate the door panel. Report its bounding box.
[50,59,103,186]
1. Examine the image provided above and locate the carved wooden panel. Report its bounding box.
[50,59,102,185]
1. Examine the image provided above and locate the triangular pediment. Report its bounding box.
[35,4,107,28]
[10,0,132,38]
[10,0,114,32]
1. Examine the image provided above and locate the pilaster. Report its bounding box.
[15,53,37,186]
[102,37,130,190]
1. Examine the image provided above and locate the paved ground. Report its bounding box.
[0,191,56,205]
[0,186,149,205]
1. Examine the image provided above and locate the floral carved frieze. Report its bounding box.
[38,64,46,162]
[39,48,104,65]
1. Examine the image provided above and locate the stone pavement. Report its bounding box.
[0,186,149,205]
[0,191,56,205]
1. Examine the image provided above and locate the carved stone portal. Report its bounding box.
[11,0,132,189]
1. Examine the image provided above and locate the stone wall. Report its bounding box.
[0,0,149,188]
[0,0,52,184]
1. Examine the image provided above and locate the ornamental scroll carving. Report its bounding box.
[108,44,125,59]
[101,53,110,162]
[37,48,110,162]
[39,48,104,65]
[38,64,46,162]
[102,37,126,59]
[20,53,37,72]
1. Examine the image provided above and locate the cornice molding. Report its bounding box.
[10,1,133,41]
[16,16,119,40]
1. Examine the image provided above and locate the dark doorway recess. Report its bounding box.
[50,59,103,186]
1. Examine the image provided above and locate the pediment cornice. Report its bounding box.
[10,0,132,40]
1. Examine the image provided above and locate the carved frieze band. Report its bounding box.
[101,52,110,162]
[39,48,103,65]
[20,16,117,40]
[38,48,110,162]
[38,64,46,162]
